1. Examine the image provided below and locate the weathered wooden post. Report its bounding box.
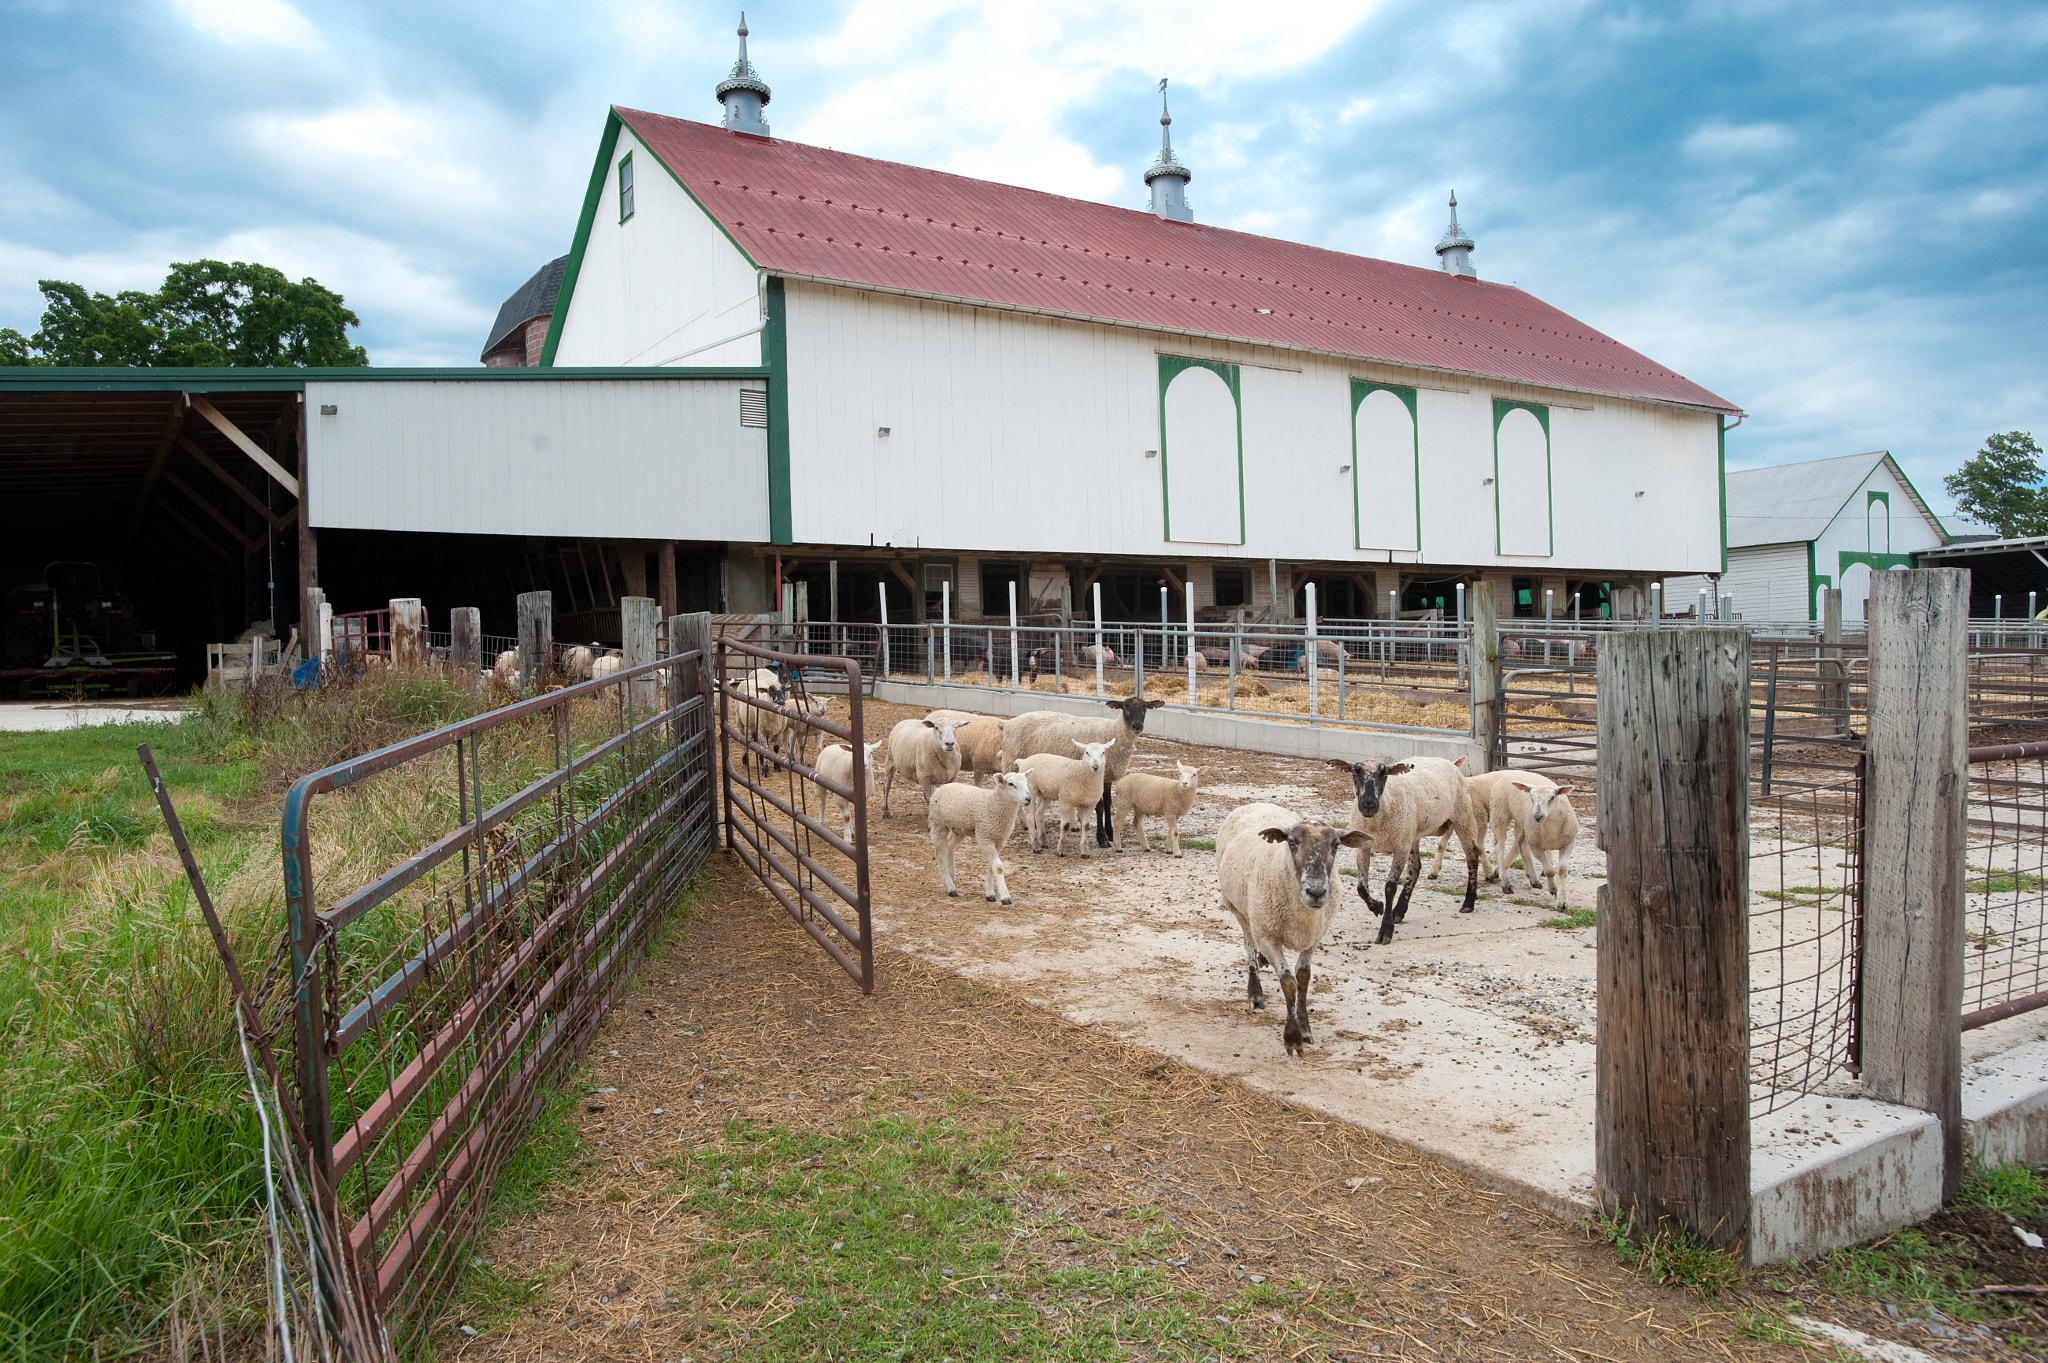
[1597,627,1752,1255]
[1469,581,1500,771]
[1819,588,1845,730]
[622,595,658,714]
[390,597,425,669]
[1861,568,1968,1199]
[449,607,481,679]
[670,611,714,833]
[305,587,327,662]
[517,590,553,695]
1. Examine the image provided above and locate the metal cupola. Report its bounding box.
[1435,191,1477,278]
[715,12,772,136]
[1144,78,1193,223]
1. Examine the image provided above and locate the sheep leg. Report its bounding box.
[1354,847,1385,913]
[1237,920,1266,1011]
[1095,785,1113,848]
[881,762,894,818]
[1458,824,1481,914]
[1293,951,1315,1048]
[1278,969,1303,1055]
[1167,813,1182,858]
[1391,848,1425,922]
[984,838,1012,905]
[932,828,958,897]
[1428,834,1449,881]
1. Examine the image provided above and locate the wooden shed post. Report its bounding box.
[518,591,553,695]
[1820,588,1845,727]
[450,607,481,679]
[296,396,318,646]
[1861,568,1968,1199]
[622,596,659,714]
[1596,627,1752,1255]
[1469,581,1500,771]
[390,597,425,669]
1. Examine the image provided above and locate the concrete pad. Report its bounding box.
[0,700,189,733]
[1750,1094,1943,1265]
[1963,1037,2048,1167]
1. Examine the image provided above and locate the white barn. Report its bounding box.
[1665,451,1949,623]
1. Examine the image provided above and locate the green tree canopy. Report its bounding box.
[0,259,368,367]
[1945,432,2048,539]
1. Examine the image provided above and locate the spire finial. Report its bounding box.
[1145,77,1193,222]
[716,10,772,136]
[1435,189,1477,278]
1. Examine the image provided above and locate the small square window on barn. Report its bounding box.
[618,154,635,222]
[739,388,768,428]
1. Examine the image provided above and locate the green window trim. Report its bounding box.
[1157,355,1245,545]
[1491,399,1553,557]
[1351,381,1421,553]
[1839,550,1914,575]
[617,153,635,223]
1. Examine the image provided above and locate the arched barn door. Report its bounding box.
[1494,401,1553,557]
[1159,357,1243,544]
[1352,382,1420,552]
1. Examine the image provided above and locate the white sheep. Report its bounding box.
[1012,738,1114,856]
[1326,756,1481,944]
[1112,761,1206,855]
[814,739,883,843]
[491,648,520,689]
[928,771,1034,903]
[562,643,602,681]
[997,696,1163,848]
[589,653,623,681]
[1216,811,1368,1054]
[926,709,1006,786]
[1495,777,1580,903]
[879,716,964,816]
[1217,801,1301,860]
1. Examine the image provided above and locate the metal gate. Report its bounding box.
[716,638,875,992]
[280,645,715,1347]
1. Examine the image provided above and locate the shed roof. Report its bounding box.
[482,256,568,359]
[598,109,1739,413]
[1725,450,1948,549]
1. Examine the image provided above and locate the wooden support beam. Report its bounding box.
[1159,565,1185,595]
[190,394,300,496]
[163,470,261,551]
[126,397,190,534]
[155,500,232,560]
[180,436,291,529]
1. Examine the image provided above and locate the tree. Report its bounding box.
[1945,432,2048,539]
[5,260,368,367]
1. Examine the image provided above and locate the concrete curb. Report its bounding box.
[1963,1037,2048,1167]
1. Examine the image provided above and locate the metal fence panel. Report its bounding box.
[1963,741,2048,1030]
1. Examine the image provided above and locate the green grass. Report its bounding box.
[1953,1160,2047,1220]
[1759,886,1846,911]
[1594,1209,1742,1300]
[1538,906,1597,927]
[1175,837,1215,852]
[549,1113,1261,1361]
[1808,1229,1996,1321]
[1965,868,2048,894]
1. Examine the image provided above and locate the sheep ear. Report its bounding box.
[1146,699,1165,708]
[1553,785,1574,798]
[1105,701,1122,711]
[1338,830,1370,849]
[1510,780,1532,792]
[1385,762,1414,778]
[923,719,936,728]
[1071,738,1086,752]
[1258,826,1293,843]
[1325,758,1356,773]
[1452,756,1466,768]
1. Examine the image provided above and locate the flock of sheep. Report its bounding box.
[728,669,1583,1055]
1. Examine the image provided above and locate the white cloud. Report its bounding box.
[1338,96,1376,124]
[1683,120,1793,160]
[165,0,320,50]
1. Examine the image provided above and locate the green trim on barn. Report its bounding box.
[1491,398,1552,557]
[1351,381,1421,553]
[617,152,636,224]
[0,365,767,392]
[763,277,793,545]
[1157,355,1245,545]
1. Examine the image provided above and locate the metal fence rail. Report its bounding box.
[1963,740,2048,1030]
[281,648,715,1345]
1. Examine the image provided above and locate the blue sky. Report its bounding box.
[2,0,2043,514]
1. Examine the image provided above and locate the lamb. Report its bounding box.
[1011,739,1114,856]
[1494,777,1580,904]
[925,709,1006,786]
[1112,761,1206,855]
[491,648,520,689]
[928,771,1034,903]
[814,739,883,842]
[878,716,964,815]
[1216,811,1368,1055]
[1326,756,1481,944]
[997,696,1164,847]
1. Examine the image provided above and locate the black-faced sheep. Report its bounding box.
[1327,756,1480,944]
[997,696,1163,846]
[1217,812,1368,1055]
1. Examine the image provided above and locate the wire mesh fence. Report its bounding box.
[1963,741,2048,1031]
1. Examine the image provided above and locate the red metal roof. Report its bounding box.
[617,108,1739,413]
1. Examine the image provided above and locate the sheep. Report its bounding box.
[1326,756,1481,944]
[997,696,1164,847]
[1429,768,1525,884]
[1495,778,1580,903]
[928,771,1034,903]
[1217,801,1302,860]
[589,653,623,681]
[1011,738,1114,856]
[814,739,883,842]
[491,648,520,689]
[1112,761,1206,855]
[878,716,964,815]
[1217,812,1369,1054]
[562,643,600,681]
[925,709,1006,786]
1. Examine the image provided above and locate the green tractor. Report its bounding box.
[3,562,178,699]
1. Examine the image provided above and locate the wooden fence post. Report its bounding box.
[1821,588,1845,728]
[1597,627,1752,1255]
[450,607,481,679]
[390,597,425,669]
[518,591,553,695]
[1862,567,1968,1199]
[1470,581,1499,771]
[622,596,658,713]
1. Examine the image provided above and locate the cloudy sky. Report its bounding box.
[3,0,2043,511]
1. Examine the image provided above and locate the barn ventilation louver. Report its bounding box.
[740,388,768,428]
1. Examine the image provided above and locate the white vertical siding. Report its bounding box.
[305,379,768,540]
[1496,408,1552,556]
[1354,389,1418,552]
[1162,365,1241,544]
[1669,542,1810,621]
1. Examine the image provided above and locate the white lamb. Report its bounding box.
[1326,756,1481,944]
[589,653,623,680]
[814,739,883,843]
[1216,810,1368,1055]
[878,716,964,816]
[1112,761,1206,855]
[928,771,1034,904]
[1012,739,1114,856]
[997,696,1163,848]
[1495,777,1580,904]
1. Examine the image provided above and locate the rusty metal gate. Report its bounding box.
[280,643,715,1346]
[716,637,874,992]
